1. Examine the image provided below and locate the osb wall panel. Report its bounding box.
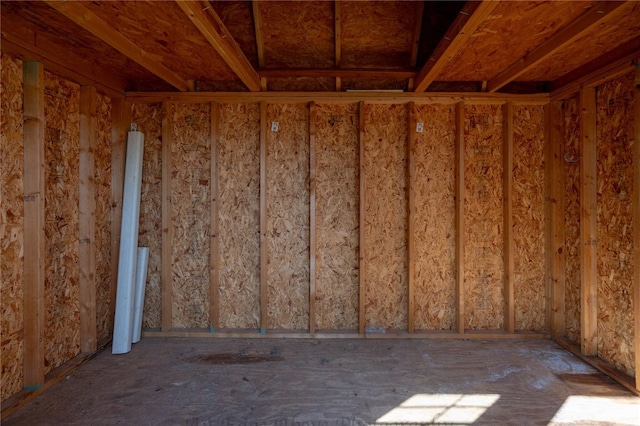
[171,104,211,328]
[315,103,359,330]
[413,104,456,330]
[132,103,163,329]
[513,105,546,331]
[1,53,24,401]
[44,71,80,374]
[563,96,581,344]
[218,103,261,329]
[267,103,310,330]
[464,104,504,330]
[95,93,112,342]
[596,73,635,376]
[363,104,408,330]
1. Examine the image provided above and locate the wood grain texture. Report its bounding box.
[596,73,635,376]
[170,103,211,328]
[44,71,81,374]
[363,104,408,330]
[0,53,24,400]
[463,104,504,330]
[218,103,261,329]
[513,105,546,331]
[314,103,360,330]
[266,103,310,330]
[131,103,163,329]
[413,104,456,330]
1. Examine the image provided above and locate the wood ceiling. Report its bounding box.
[1,0,639,97]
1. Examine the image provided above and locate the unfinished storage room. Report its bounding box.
[1,0,640,424]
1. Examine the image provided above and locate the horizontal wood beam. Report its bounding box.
[414,1,499,93]
[550,36,640,99]
[44,0,191,92]
[258,68,416,80]
[488,1,627,93]
[1,15,125,98]
[178,1,261,92]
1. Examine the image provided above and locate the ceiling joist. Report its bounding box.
[334,0,342,91]
[1,15,125,98]
[487,1,627,93]
[252,0,267,91]
[178,1,261,92]
[258,68,416,79]
[407,1,425,91]
[44,0,191,92]
[413,1,499,93]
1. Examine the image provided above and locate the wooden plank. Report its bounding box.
[259,101,268,333]
[414,1,499,93]
[634,63,640,392]
[44,1,190,92]
[488,1,627,93]
[258,68,416,79]
[334,0,341,91]
[455,102,465,334]
[161,102,173,331]
[579,87,597,356]
[178,0,261,92]
[407,102,416,333]
[503,102,514,333]
[210,102,220,332]
[545,101,566,337]
[550,36,640,99]
[252,1,267,91]
[0,17,125,98]
[22,61,46,388]
[407,1,424,91]
[79,86,97,353]
[309,102,317,335]
[358,101,366,335]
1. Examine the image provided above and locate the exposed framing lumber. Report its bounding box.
[259,101,268,333]
[109,98,129,335]
[22,61,46,388]
[79,86,97,353]
[488,1,627,93]
[258,69,416,80]
[334,0,342,91]
[178,0,261,92]
[44,1,190,92]
[161,102,174,331]
[309,102,317,335]
[252,0,267,91]
[545,101,566,337]
[550,36,640,100]
[407,102,416,333]
[358,101,366,334]
[633,63,640,392]
[407,1,425,91]
[579,87,597,356]
[414,1,499,93]
[210,102,220,332]
[502,102,514,333]
[455,102,465,334]
[0,16,125,98]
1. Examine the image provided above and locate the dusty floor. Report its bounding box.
[4,338,639,425]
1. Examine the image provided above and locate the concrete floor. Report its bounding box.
[4,338,639,425]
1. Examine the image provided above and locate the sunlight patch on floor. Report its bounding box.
[375,393,500,424]
[549,395,640,425]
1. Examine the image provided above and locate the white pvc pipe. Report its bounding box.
[112,131,144,354]
[132,247,149,344]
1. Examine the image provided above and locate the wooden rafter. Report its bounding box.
[407,1,425,91]
[177,0,261,92]
[413,1,499,93]
[252,0,267,90]
[488,1,626,93]
[258,68,416,79]
[335,0,342,91]
[1,14,125,97]
[44,0,190,92]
